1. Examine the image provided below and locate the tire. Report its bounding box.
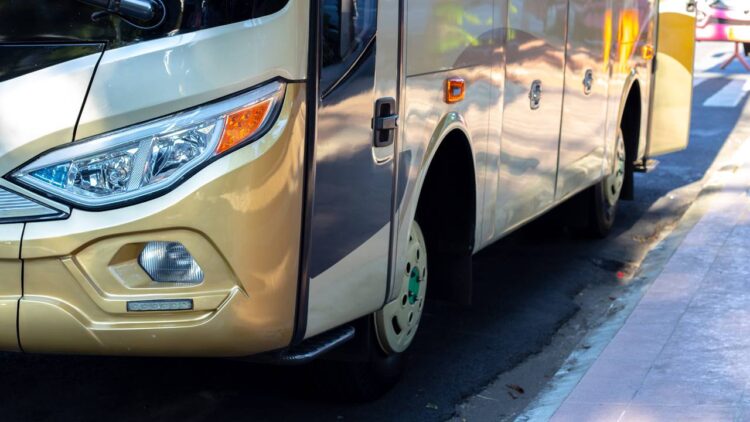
[327,220,429,401]
[374,220,428,355]
[587,129,626,238]
[324,335,405,402]
[744,43,750,57]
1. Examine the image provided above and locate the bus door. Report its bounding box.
[646,0,696,157]
[303,0,400,338]
[497,0,569,230]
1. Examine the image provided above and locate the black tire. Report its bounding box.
[331,348,405,402]
[587,177,619,238]
[321,317,405,402]
[587,129,626,238]
[323,219,428,401]
[744,43,750,57]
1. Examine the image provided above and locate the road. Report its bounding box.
[3,43,745,422]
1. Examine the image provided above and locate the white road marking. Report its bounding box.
[694,50,731,72]
[693,77,707,87]
[704,78,750,108]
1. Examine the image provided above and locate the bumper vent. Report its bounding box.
[0,187,64,223]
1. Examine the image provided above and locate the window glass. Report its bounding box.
[0,0,289,48]
[320,0,378,93]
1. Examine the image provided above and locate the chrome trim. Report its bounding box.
[0,187,65,223]
[0,179,70,215]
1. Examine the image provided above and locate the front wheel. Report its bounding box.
[329,221,429,401]
[375,220,428,354]
[587,129,626,238]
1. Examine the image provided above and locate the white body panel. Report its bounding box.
[77,2,309,140]
[495,0,568,234]
[557,0,613,201]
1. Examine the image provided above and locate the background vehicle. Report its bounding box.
[0,0,695,399]
[696,0,750,45]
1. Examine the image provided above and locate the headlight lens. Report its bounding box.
[10,81,285,209]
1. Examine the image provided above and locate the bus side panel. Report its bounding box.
[557,0,614,201]
[602,0,656,177]
[495,0,568,233]
[389,0,496,302]
[481,0,508,246]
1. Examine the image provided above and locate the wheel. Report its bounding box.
[744,43,750,57]
[587,129,626,238]
[327,221,428,401]
[375,220,428,354]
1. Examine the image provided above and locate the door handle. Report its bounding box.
[529,80,543,110]
[583,70,594,95]
[372,97,398,148]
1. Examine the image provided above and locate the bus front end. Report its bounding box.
[0,0,309,356]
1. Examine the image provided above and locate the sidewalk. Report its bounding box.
[548,139,750,421]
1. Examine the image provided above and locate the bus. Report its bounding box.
[0,0,695,398]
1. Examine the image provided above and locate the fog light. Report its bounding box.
[139,241,204,284]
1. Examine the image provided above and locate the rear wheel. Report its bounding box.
[587,129,626,237]
[330,221,428,401]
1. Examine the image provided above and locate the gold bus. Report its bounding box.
[0,0,695,398]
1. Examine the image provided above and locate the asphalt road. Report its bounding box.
[2,43,744,422]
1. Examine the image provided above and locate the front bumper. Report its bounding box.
[10,84,306,357]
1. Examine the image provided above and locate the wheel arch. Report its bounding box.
[618,77,642,201]
[407,115,478,306]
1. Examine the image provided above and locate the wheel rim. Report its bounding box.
[605,131,626,207]
[375,221,428,354]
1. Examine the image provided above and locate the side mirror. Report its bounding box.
[76,0,160,23]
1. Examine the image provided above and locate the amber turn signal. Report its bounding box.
[445,78,466,104]
[642,44,655,61]
[216,99,273,154]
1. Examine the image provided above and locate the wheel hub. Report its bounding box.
[605,132,626,206]
[408,266,421,305]
[375,221,428,354]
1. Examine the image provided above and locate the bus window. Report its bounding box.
[320,0,378,95]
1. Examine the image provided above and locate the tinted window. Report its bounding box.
[320,0,377,94]
[0,0,289,47]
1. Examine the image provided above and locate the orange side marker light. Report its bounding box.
[216,99,273,154]
[642,44,655,61]
[445,78,466,104]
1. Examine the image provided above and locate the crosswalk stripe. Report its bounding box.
[704,79,750,108]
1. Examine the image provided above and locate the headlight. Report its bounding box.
[9,81,285,209]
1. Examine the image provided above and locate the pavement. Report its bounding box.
[548,139,750,422]
[512,45,750,422]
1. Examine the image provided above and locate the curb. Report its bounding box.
[514,135,750,421]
